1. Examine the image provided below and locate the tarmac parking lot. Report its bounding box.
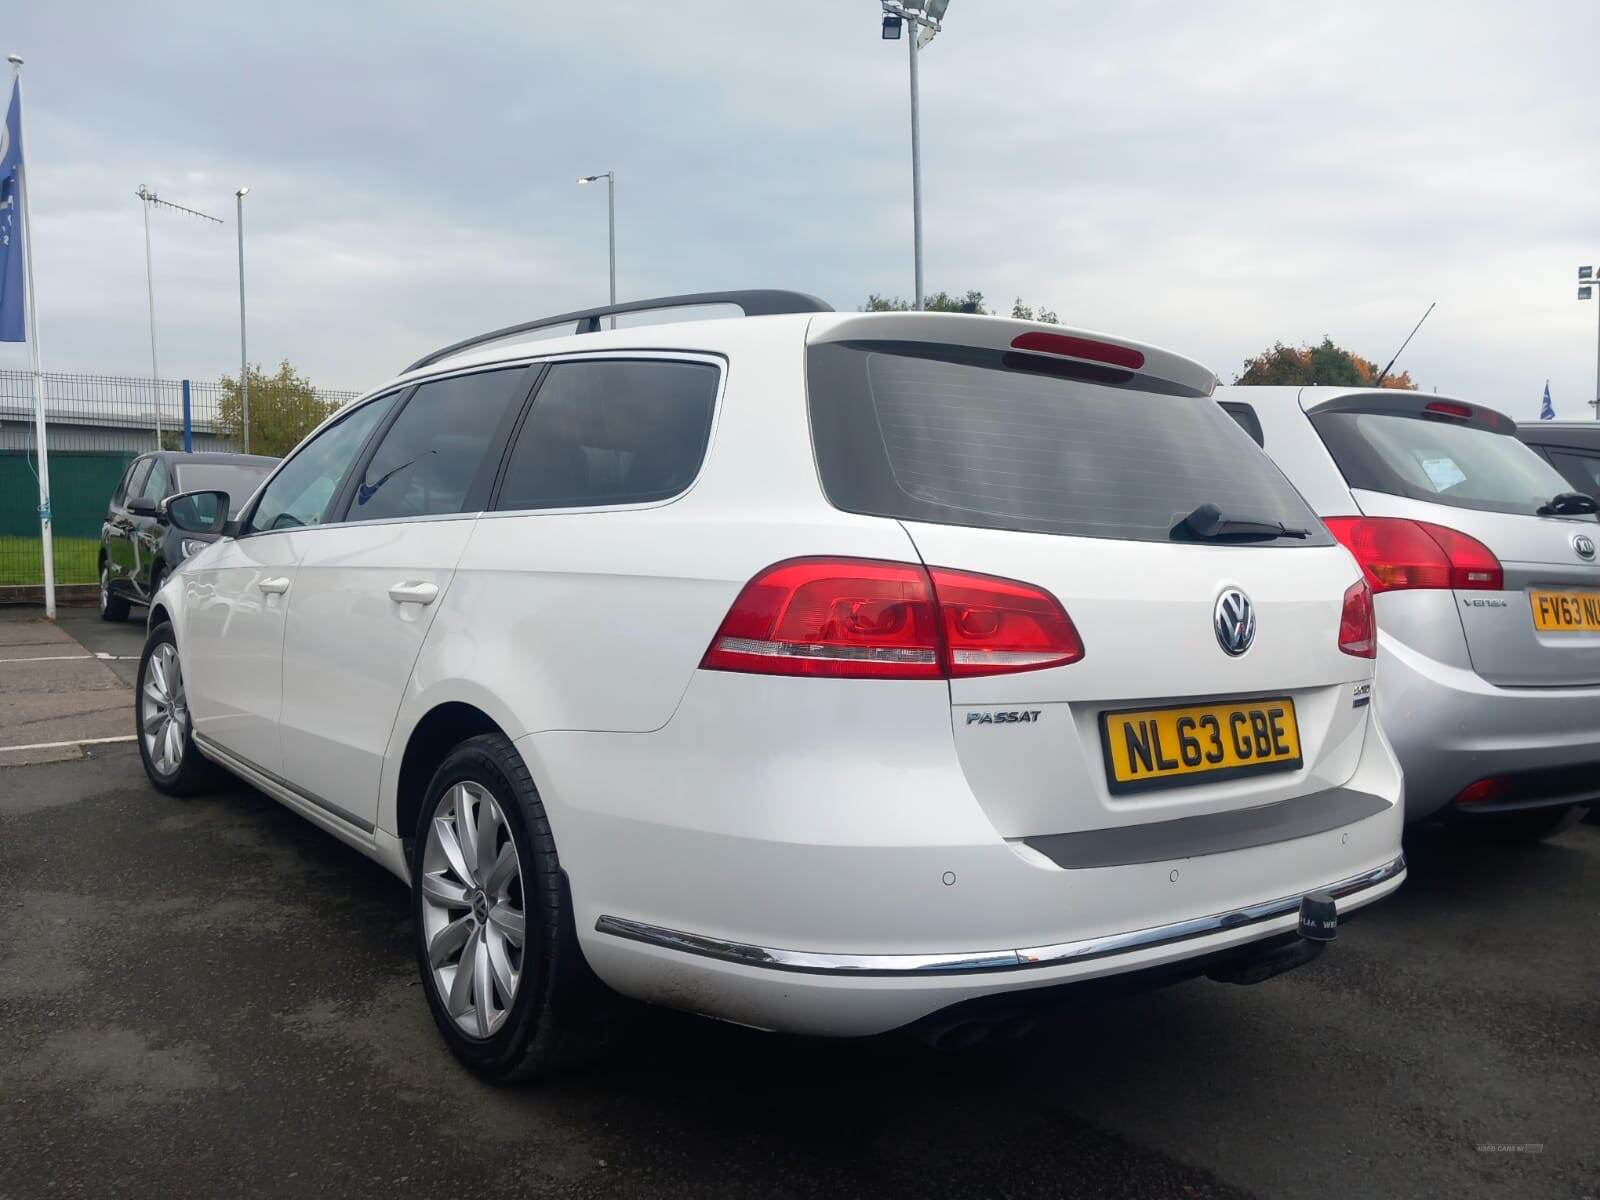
[1,607,1597,1200]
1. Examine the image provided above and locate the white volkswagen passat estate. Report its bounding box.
[1217,386,1600,839]
[140,292,1404,1079]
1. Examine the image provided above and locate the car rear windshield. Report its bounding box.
[807,341,1327,545]
[1311,410,1575,516]
[174,462,272,516]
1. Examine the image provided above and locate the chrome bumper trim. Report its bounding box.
[594,853,1406,977]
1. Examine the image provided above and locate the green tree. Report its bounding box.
[861,291,1059,322]
[215,360,340,457]
[1235,337,1416,390]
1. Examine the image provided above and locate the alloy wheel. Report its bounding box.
[140,642,188,776]
[419,781,527,1039]
[99,565,109,614]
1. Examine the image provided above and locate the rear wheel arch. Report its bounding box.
[397,702,508,852]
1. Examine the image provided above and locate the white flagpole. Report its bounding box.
[8,54,53,619]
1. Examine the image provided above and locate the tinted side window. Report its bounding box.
[1546,450,1600,500]
[113,459,143,506]
[496,360,718,511]
[140,458,168,502]
[123,459,152,504]
[1220,402,1265,447]
[247,395,397,533]
[346,369,528,524]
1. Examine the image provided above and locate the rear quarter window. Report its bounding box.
[807,341,1327,545]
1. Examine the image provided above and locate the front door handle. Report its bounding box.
[388,581,439,606]
[257,577,291,595]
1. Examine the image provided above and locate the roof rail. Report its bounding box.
[404,289,834,373]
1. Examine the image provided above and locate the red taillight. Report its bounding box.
[1424,401,1474,420]
[1338,578,1377,658]
[1455,777,1509,806]
[1323,517,1503,593]
[700,558,1083,680]
[1009,331,1146,371]
[699,558,941,679]
[927,566,1085,677]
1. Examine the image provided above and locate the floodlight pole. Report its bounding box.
[907,19,924,311]
[236,186,249,453]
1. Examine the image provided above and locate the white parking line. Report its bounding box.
[0,734,137,753]
[0,653,140,664]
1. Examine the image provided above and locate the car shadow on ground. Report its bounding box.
[232,771,1596,1198]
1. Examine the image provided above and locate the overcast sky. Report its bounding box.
[4,0,1597,418]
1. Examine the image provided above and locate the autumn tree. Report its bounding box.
[215,360,340,457]
[1235,337,1415,390]
[862,291,1060,322]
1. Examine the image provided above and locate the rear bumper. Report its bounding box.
[1377,633,1600,820]
[594,854,1404,978]
[521,671,1405,1036]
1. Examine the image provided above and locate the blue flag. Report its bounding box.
[0,78,24,343]
[1540,380,1554,421]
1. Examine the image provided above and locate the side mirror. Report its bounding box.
[161,490,231,535]
[126,496,159,518]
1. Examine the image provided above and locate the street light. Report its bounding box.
[577,172,616,329]
[235,186,250,453]
[1580,265,1599,420]
[879,1,954,310]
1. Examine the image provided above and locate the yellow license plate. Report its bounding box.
[1100,698,1302,795]
[1529,590,1600,633]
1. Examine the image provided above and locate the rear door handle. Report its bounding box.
[388,581,439,606]
[257,577,291,595]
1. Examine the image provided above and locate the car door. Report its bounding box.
[104,457,149,590]
[181,394,400,780]
[129,456,169,598]
[275,367,532,830]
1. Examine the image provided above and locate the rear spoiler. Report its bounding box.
[1305,390,1517,435]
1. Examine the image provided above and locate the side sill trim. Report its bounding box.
[192,732,375,834]
[594,854,1406,977]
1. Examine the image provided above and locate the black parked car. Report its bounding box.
[99,450,277,621]
[1517,421,1600,505]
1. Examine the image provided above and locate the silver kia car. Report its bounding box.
[1216,386,1600,838]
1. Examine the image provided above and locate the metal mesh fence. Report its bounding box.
[0,369,360,588]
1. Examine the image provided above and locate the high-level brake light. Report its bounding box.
[1324,517,1503,593]
[1009,331,1146,371]
[700,558,1084,680]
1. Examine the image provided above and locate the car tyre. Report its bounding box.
[99,561,131,622]
[412,733,608,1083]
[136,622,223,796]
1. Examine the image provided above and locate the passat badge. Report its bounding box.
[1214,588,1256,656]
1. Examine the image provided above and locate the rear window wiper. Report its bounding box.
[1170,502,1311,543]
[1536,491,1599,517]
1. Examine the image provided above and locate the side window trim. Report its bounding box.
[237,389,410,536]
[327,367,535,526]
[484,353,726,515]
